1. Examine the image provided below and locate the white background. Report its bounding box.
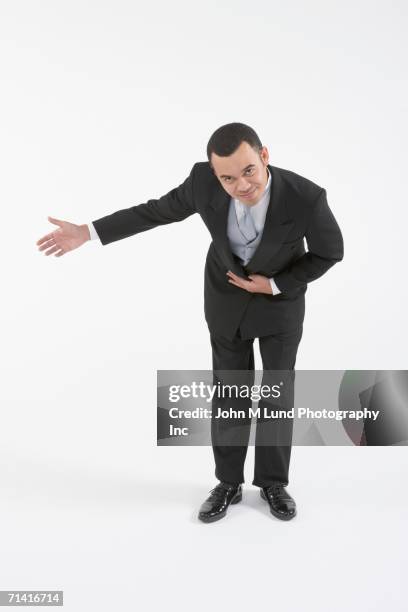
[0,0,407,610]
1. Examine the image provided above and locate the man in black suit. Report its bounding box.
[36,123,344,523]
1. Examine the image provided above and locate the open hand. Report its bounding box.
[226,271,273,294]
[36,216,90,256]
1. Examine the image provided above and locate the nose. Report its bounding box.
[237,179,252,194]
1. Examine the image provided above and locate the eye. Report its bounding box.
[245,167,255,175]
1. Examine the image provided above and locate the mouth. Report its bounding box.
[239,187,256,199]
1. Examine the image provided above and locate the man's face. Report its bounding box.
[210,141,270,206]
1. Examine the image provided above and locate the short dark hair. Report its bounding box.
[207,122,263,165]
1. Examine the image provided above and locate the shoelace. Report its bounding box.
[209,485,234,500]
[265,484,286,499]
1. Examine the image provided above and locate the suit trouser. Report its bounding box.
[210,325,303,487]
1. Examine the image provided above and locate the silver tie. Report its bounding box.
[237,205,257,243]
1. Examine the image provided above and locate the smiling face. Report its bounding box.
[210,141,270,206]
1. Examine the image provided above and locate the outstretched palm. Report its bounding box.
[36,216,90,256]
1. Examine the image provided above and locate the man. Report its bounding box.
[36,123,344,523]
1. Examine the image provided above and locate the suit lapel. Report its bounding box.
[207,164,294,275]
[244,165,294,273]
[207,181,242,275]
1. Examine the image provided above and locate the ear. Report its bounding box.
[260,145,269,165]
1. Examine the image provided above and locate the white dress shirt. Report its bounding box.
[88,166,281,294]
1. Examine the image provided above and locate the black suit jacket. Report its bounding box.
[92,162,344,340]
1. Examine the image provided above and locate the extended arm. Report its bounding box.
[91,163,197,245]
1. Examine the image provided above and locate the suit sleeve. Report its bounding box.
[91,163,198,245]
[273,188,344,292]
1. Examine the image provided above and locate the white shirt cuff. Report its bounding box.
[269,277,281,295]
[88,222,100,241]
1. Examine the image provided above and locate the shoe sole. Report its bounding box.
[198,491,242,523]
[260,489,297,521]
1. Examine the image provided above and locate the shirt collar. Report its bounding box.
[264,166,272,194]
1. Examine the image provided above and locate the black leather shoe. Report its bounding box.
[260,483,297,520]
[198,482,242,523]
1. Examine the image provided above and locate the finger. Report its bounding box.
[227,275,244,285]
[55,249,65,257]
[227,271,245,281]
[38,238,56,251]
[36,232,55,245]
[48,216,65,227]
[44,245,60,256]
